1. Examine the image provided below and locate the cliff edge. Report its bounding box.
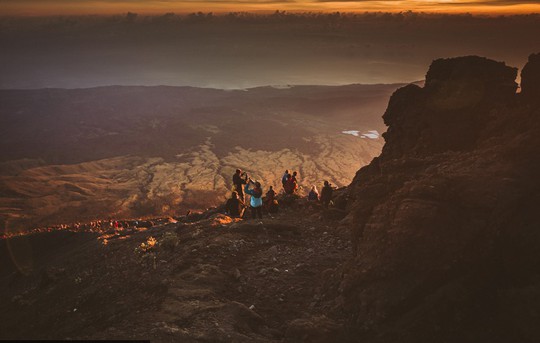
[337,54,540,342]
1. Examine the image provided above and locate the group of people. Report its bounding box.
[226,168,334,219]
[281,170,299,194]
[227,169,275,219]
[307,181,334,208]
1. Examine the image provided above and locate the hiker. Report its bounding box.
[320,181,333,208]
[281,170,289,188]
[308,186,319,201]
[265,186,276,204]
[284,173,298,194]
[245,179,263,219]
[225,191,246,218]
[283,174,292,194]
[292,171,299,192]
[264,186,279,213]
[232,169,248,202]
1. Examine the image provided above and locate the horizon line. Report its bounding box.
[0,81,425,92]
[2,8,540,17]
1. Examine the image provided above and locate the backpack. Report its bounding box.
[252,187,263,198]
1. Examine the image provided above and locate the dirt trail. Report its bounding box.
[0,197,352,342]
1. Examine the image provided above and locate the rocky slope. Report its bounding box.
[0,197,353,342]
[335,53,540,342]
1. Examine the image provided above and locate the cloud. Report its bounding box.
[0,0,295,3]
[311,0,540,4]
[2,0,540,8]
[444,0,540,5]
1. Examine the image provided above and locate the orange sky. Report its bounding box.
[1,0,540,16]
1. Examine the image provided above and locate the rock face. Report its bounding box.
[338,54,540,342]
[382,56,518,157]
[521,53,540,101]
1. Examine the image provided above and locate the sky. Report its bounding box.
[1,13,539,89]
[0,3,539,89]
[1,0,540,15]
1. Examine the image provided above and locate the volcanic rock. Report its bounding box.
[338,54,540,342]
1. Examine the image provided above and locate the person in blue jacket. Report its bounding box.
[245,179,263,219]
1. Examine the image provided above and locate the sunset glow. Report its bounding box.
[1,0,540,15]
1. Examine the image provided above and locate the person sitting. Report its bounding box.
[245,179,263,219]
[225,191,245,218]
[268,199,279,214]
[308,186,319,201]
[264,186,279,213]
[266,186,276,203]
[320,181,333,208]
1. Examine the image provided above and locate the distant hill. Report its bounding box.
[0,83,404,233]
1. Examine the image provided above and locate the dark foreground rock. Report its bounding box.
[0,202,352,341]
[334,54,540,342]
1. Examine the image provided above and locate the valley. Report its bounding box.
[0,84,401,233]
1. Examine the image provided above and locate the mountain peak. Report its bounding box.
[382,55,520,158]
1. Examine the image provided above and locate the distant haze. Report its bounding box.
[1,13,539,89]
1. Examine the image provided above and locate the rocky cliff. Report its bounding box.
[337,54,540,342]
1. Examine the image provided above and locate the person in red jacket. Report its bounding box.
[285,174,298,194]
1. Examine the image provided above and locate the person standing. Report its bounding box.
[292,171,298,183]
[281,170,289,189]
[245,179,263,219]
[233,169,248,202]
[283,173,293,194]
[308,186,319,201]
[320,181,333,208]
